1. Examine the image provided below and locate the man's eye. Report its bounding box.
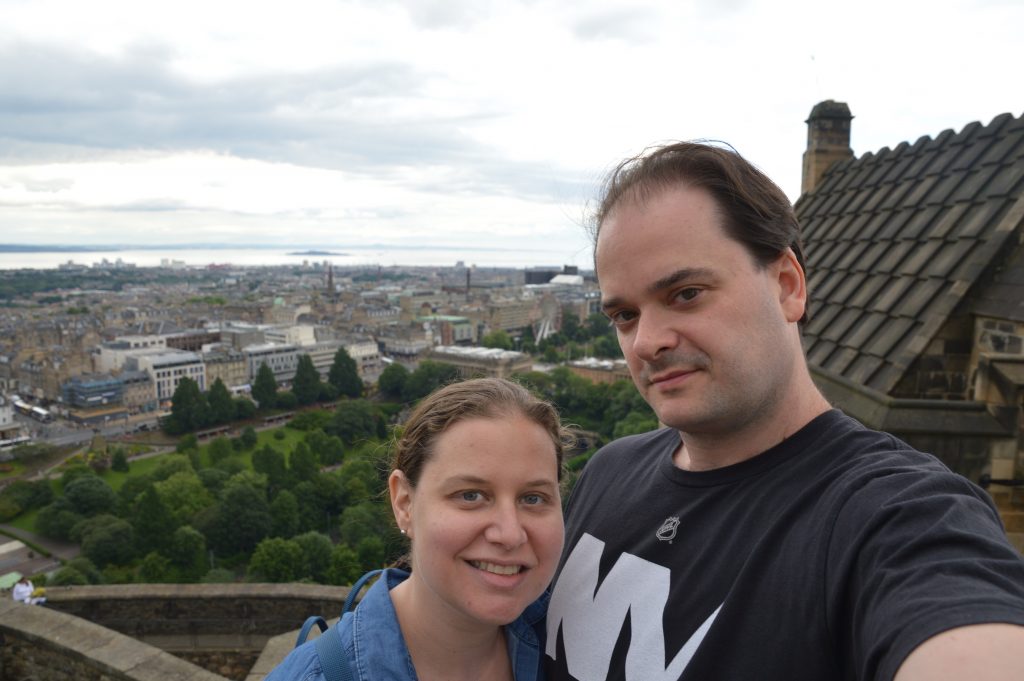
[607,310,637,326]
[676,288,700,302]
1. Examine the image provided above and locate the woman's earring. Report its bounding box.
[400,528,407,535]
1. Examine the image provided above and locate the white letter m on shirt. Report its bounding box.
[546,534,720,681]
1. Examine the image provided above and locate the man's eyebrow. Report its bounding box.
[648,267,715,294]
[601,267,716,311]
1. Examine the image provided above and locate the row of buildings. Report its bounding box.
[0,264,598,428]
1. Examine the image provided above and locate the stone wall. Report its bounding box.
[0,597,225,681]
[4,583,352,681]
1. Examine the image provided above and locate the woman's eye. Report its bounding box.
[522,494,543,505]
[459,490,481,502]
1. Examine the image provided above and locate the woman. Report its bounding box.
[268,377,568,681]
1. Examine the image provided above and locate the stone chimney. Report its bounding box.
[801,100,853,195]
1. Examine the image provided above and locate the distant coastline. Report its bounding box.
[0,244,102,253]
[0,245,584,271]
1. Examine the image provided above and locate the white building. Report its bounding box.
[243,343,299,384]
[265,325,318,347]
[126,350,206,404]
[344,338,382,381]
[95,334,170,373]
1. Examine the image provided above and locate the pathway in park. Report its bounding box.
[0,523,78,578]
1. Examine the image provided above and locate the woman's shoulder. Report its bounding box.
[264,638,325,681]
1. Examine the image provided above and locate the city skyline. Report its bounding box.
[1,0,1021,266]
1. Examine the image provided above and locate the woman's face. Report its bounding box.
[390,414,564,628]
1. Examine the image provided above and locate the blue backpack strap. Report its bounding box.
[296,615,329,647]
[311,569,385,681]
[342,569,384,614]
[315,625,354,681]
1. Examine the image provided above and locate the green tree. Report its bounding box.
[270,489,300,538]
[81,517,135,567]
[60,464,96,490]
[339,502,386,547]
[207,378,235,425]
[288,410,333,432]
[275,390,298,409]
[304,429,344,466]
[207,482,272,555]
[377,363,409,400]
[356,536,386,572]
[154,471,214,525]
[110,447,129,473]
[294,531,334,582]
[234,397,257,420]
[612,411,659,439]
[593,335,622,359]
[249,537,304,582]
[404,361,459,401]
[481,329,512,350]
[138,551,173,583]
[561,311,582,341]
[585,312,612,339]
[289,442,320,484]
[326,544,362,585]
[253,444,289,492]
[207,436,233,464]
[198,468,230,495]
[327,346,362,398]
[338,458,378,506]
[252,363,278,409]
[292,354,323,406]
[240,426,258,449]
[65,476,117,516]
[132,486,177,555]
[168,525,208,580]
[168,377,208,433]
[176,433,199,453]
[328,400,382,446]
[70,513,123,543]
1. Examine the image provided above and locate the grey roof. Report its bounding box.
[797,111,1024,395]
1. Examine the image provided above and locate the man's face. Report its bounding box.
[596,184,800,438]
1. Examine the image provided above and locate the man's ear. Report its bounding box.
[389,470,413,537]
[774,247,807,323]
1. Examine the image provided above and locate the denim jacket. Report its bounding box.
[266,568,549,681]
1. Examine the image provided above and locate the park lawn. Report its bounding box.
[9,506,40,533]
[0,460,26,480]
[102,454,172,491]
[256,427,305,460]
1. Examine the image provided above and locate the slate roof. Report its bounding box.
[797,111,1024,395]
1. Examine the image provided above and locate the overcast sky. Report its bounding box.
[1,0,1020,266]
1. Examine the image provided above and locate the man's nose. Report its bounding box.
[631,310,678,362]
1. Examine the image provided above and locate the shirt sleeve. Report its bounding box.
[825,467,1024,681]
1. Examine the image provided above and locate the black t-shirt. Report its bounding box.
[545,410,1024,681]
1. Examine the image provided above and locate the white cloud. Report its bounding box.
[0,0,1021,266]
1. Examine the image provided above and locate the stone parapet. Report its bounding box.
[38,582,352,680]
[0,597,226,681]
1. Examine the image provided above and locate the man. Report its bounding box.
[545,142,1024,680]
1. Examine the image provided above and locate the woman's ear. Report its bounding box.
[389,470,413,537]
